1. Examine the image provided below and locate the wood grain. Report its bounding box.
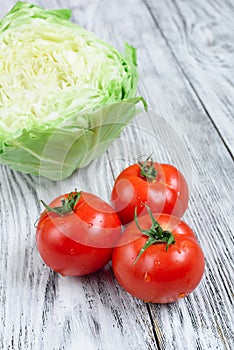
[144,0,234,155]
[0,1,233,349]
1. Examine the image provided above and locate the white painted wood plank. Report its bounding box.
[0,1,233,350]
[144,0,234,155]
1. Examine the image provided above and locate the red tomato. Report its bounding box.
[36,191,121,276]
[112,209,205,303]
[111,158,189,225]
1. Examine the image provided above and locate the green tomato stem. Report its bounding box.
[41,190,81,216]
[138,155,157,182]
[134,204,175,264]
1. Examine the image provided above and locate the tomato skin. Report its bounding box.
[112,214,205,303]
[111,163,189,225]
[36,192,121,276]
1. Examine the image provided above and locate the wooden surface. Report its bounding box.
[1,0,233,349]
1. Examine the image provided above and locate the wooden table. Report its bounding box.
[1,1,233,349]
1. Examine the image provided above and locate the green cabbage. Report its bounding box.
[0,2,146,180]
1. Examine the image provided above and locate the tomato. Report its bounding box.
[111,158,189,225]
[36,191,121,276]
[112,208,205,303]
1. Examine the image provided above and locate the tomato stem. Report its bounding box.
[138,155,157,182]
[41,190,81,216]
[134,204,175,264]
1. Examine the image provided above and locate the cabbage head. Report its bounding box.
[0,2,146,180]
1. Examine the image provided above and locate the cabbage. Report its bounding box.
[0,2,146,180]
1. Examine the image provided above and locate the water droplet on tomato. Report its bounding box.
[178,292,186,299]
[88,223,93,228]
[144,271,151,283]
[70,248,75,255]
[58,220,64,225]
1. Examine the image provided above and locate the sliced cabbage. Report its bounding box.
[0,2,146,180]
